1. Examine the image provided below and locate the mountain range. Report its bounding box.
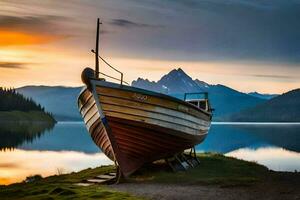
[16,68,298,122]
[247,92,278,100]
[226,89,300,122]
[17,86,82,121]
[132,68,267,120]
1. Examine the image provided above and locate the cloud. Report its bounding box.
[0,14,69,33]
[0,30,68,46]
[119,0,300,64]
[109,18,161,28]
[0,162,20,168]
[100,30,110,34]
[0,14,72,46]
[250,74,299,80]
[0,15,58,26]
[0,14,76,44]
[151,0,293,11]
[0,62,27,69]
[1,0,300,65]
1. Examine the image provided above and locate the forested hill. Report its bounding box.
[0,88,45,112]
[227,89,300,122]
[0,88,55,123]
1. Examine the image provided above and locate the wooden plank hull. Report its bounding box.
[78,80,212,176]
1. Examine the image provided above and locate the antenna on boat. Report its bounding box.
[95,18,102,78]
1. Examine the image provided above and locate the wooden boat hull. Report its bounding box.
[78,80,212,176]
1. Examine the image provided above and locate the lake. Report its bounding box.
[1,122,300,185]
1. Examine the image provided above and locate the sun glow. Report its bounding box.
[0,31,64,47]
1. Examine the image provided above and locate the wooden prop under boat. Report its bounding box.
[77,19,213,177]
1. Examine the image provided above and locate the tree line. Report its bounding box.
[0,87,45,112]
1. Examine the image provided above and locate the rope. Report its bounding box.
[99,56,122,74]
[98,72,130,85]
[91,50,130,85]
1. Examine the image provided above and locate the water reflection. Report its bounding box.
[196,123,300,172]
[19,122,99,153]
[0,122,54,151]
[197,124,300,153]
[0,149,112,185]
[0,122,105,185]
[0,122,299,185]
[227,147,300,172]
[231,124,300,152]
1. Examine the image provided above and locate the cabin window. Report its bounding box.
[187,100,208,111]
[188,101,199,107]
[199,100,207,110]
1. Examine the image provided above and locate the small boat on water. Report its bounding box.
[78,19,213,178]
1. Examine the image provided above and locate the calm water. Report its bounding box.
[0,122,300,185]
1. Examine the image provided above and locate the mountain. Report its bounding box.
[17,86,82,121]
[227,89,300,122]
[205,85,266,119]
[132,68,266,119]
[132,68,208,94]
[16,68,270,122]
[248,92,278,100]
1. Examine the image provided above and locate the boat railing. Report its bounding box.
[92,49,129,85]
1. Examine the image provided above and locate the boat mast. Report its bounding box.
[95,18,102,78]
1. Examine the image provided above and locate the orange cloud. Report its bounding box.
[0,31,65,46]
[0,177,11,185]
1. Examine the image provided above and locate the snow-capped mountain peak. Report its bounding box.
[132,68,209,94]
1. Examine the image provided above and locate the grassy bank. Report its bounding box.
[130,153,269,186]
[0,111,56,123]
[0,153,299,200]
[0,166,140,200]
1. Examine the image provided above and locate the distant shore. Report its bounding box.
[54,120,300,124]
[212,121,300,125]
[1,153,299,200]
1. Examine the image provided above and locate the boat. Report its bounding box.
[78,18,213,178]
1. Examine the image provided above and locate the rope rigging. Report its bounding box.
[92,49,130,85]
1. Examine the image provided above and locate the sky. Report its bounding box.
[0,0,299,93]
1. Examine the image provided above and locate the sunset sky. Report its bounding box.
[0,0,299,93]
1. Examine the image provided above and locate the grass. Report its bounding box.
[130,153,269,186]
[0,111,56,123]
[0,153,272,199]
[0,184,141,200]
[0,166,143,200]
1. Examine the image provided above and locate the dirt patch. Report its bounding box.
[110,173,300,200]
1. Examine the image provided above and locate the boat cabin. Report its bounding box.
[186,99,209,111]
[184,92,211,112]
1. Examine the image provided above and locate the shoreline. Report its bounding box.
[1,153,299,199]
[53,121,300,125]
[212,122,300,125]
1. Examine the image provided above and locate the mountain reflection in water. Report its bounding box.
[197,123,300,153]
[196,123,300,172]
